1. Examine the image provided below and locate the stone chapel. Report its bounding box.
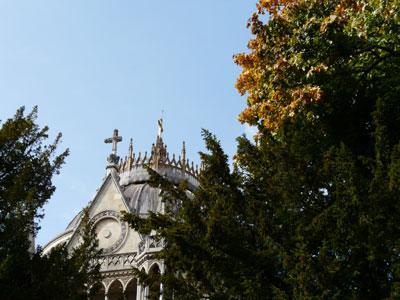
[42,120,199,300]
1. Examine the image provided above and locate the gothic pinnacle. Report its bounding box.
[181,141,186,166]
[129,138,133,158]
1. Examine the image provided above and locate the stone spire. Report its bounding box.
[104,129,123,175]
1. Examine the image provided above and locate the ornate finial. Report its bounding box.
[157,117,163,139]
[153,116,167,168]
[104,129,123,166]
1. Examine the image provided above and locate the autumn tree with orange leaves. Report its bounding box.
[125,1,400,299]
[235,0,399,134]
[233,0,400,298]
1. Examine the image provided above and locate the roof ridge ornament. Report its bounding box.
[157,117,163,140]
[153,117,167,169]
[104,129,123,174]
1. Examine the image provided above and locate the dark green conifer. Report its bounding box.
[0,107,101,300]
[124,0,400,299]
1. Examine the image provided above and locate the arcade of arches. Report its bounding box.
[92,264,161,300]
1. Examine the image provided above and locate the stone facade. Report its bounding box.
[43,122,198,300]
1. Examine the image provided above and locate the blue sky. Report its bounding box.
[0,1,257,246]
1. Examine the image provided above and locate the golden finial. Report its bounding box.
[157,118,163,139]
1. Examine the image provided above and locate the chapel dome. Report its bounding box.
[115,128,199,216]
[123,183,161,215]
[120,167,197,214]
[118,153,199,215]
[43,121,199,255]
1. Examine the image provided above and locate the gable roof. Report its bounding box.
[65,171,130,250]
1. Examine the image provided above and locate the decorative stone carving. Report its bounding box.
[98,252,137,272]
[137,235,163,256]
[92,210,128,254]
[138,240,145,254]
[149,236,163,249]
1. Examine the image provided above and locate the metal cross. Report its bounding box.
[104,129,122,156]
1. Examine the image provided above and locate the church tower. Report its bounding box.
[42,120,199,300]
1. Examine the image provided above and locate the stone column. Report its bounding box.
[136,283,142,300]
[160,261,165,300]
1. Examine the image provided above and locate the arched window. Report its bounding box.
[148,264,161,300]
[125,278,137,300]
[90,282,105,300]
[108,280,124,300]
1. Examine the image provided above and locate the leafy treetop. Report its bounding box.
[235,0,400,133]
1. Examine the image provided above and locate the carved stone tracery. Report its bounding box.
[92,210,128,255]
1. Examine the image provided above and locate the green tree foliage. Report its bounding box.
[235,0,400,136]
[125,0,400,299]
[124,131,286,299]
[233,1,400,297]
[0,107,101,299]
[28,209,102,300]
